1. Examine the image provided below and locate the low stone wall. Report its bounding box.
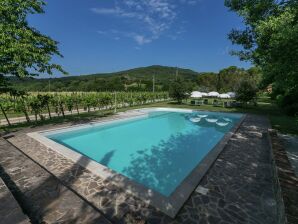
[268,130,286,224]
[269,130,298,224]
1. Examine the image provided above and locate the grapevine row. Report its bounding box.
[0,92,169,125]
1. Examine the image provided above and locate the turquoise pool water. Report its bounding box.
[47,110,242,196]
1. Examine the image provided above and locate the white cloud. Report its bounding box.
[179,0,201,5]
[91,7,120,15]
[91,0,202,45]
[133,35,152,45]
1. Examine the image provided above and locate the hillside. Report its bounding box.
[10,65,201,92]
[9,65,260,92]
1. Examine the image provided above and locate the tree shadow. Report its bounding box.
[121,129,220,196]
[0,165,31,223]
[99,150,116,166]
[1,111,114,132]
[0,191,30,223]
[0,141,111,224]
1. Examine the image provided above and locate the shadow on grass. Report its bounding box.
[0,110,114,134]
[0,102,168,133]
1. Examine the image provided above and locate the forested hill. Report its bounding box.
[9,65,199,92]
[9,65,260,92]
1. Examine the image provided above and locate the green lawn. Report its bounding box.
[1,100,297,136]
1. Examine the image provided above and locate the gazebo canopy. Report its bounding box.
[208,91,220,97]
[219,94,231,99]
[190,91,202,98]
[227,92,236,98]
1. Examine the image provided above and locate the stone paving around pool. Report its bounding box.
[0,177,30,224]
[0,138,111,224]
[0,113,281,223]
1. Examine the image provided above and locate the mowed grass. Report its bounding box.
[1,100,297,136]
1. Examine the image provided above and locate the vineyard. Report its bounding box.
[0,92,169,126]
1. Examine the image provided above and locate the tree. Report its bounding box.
[37,94,52,118]
[29,97,43,121]
[0,0,66,81]
[0,99,12,126]
[225,0,298,114]
[235,79,257,105]
[10,89,31,122]
[169,77,190,104]
[0,76,11,93]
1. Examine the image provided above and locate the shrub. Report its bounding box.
[169,78,190,104]
[235,79,258,105]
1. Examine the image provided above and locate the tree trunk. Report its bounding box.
[0,104,11,126]
[47,103,51,119]
[60,104,65,118]
[23,109,31,122]
[75,102,79,115]
[20,98,30,122]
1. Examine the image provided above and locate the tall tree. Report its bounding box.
[0,0,66,81]
[169,77,191,104]
[225,0,298,114]
[235,79,257,105]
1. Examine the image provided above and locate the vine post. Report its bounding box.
[114,91,117,113]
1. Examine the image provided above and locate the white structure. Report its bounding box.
[216,121,229,127]
[197,114,208,118]
[206,118,218,123]
[190,117,201,123]
[219,94,231,99]
[208,92,220,97]
[227,92,236,98]
[190,91,202,98]
[201,92,208,97]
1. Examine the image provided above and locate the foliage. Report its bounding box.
[197,66,261,92]
[225,0,298,115]
[0,0,66,81]
[9,66,198,92]
[235,79,258,104]
[0,91,169,125]
[169,77,191,104]
[0,76,11,93]
[9,65,262,93]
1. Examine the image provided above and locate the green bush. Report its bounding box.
[235,79,258,105]
[169,78,190,104]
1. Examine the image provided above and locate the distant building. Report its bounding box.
[266,84,273,93]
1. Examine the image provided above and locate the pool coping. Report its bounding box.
[27,108,246,218]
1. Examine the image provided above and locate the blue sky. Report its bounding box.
[29,0,251,77]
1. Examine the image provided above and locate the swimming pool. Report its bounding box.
[29,108,243,217]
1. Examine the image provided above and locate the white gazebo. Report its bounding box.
[190,91,202,98]
[208,91,220,97]
[227,92,236,98]
[219,94,231,99]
